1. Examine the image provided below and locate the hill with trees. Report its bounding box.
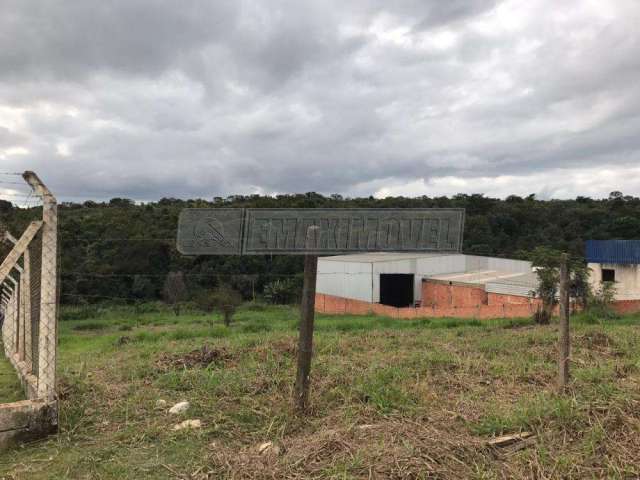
[1,192,639,304]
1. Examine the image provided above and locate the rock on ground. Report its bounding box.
[168,401,190,414]
[173,419,202,431]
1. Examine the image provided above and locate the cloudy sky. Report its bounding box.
[1,0,639,202]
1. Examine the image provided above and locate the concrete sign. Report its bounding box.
[177,208,465,255]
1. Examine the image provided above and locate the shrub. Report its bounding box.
[584,281,618,321]
[263,278,301,304]
[163,272,188,316]
[194,286,242,326]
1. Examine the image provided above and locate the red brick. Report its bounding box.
[315,293,535,319]
[422,281,488,308]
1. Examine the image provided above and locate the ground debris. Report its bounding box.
[173,419,202,431]
[579,331,615,349]
[257,441,281,456]
[488,432,534,448]
[156,345,233,370]
[206,417,485,478]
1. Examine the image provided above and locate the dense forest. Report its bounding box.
[1,191,639,304]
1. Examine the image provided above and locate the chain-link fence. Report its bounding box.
[0,171,57,402]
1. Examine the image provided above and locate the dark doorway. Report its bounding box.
[380,274,414,307]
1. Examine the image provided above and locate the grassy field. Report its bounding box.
[1,304,639,479]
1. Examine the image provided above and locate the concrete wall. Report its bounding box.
[0,400,57,450]
[588,262,640,300]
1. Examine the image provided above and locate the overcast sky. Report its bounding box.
[1,0,639,203]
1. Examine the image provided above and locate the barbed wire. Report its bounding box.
[59,237,177,242]
[0,180,27,186]
[57,272,369,278]
[0,191,34,198]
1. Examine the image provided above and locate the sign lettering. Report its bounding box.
[177,208,465,255]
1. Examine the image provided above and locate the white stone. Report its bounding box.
[156,399,168,408]
[168,401,190,414]
[257,441,280,455]
[173,419,202,431]
[257,441,273,454]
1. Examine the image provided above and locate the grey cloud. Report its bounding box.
[1,0,640,201]
[0,0,238,81]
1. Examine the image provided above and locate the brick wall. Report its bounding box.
[316,292,640,319]
[487,292,536,305]
[316,293,538,319]
[611,300,640,314]
[422,281,487,307]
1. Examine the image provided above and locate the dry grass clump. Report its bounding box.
[206,418,486,479]
[156,345,235,370]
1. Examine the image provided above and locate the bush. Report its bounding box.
[584,281,618,321]
[61,304,101,321]
[193,286,242,326]
[263,278,301,304]
[163,272,188,315]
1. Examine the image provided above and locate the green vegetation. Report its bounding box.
[0,354,24,403]
[1,192,640,305]
[1,305,640,478]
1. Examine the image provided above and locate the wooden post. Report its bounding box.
[558,253,570,392]
[295,226,319,411]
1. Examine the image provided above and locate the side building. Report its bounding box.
[315,252,541,319]
[586,240,640,313]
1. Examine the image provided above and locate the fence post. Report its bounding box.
[558,253,570,393]
[295,226,319,412]
[22,247,31,368]
[23,171,58,401]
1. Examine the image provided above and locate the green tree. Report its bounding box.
[163,272,187,315]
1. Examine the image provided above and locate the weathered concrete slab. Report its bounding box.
[0,399,57,450]
[178,208,464,255]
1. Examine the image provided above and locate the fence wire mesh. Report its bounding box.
[0,173,57,402]
[29,231,42,378]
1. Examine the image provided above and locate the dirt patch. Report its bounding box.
[156,345,233,370]
[251,338,297,361]
[580,331,615,349]
[270,339,297,357]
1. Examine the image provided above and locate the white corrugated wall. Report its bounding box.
[317,259,373,302]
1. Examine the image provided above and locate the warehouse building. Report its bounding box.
[315,252,541,319]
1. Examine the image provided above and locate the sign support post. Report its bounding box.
[176,207,465,412]
[558,253,570,392]
[295,226,319,411]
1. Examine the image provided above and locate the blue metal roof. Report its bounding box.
[585,240,640,264]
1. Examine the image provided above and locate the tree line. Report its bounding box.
[1,191,639,305]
